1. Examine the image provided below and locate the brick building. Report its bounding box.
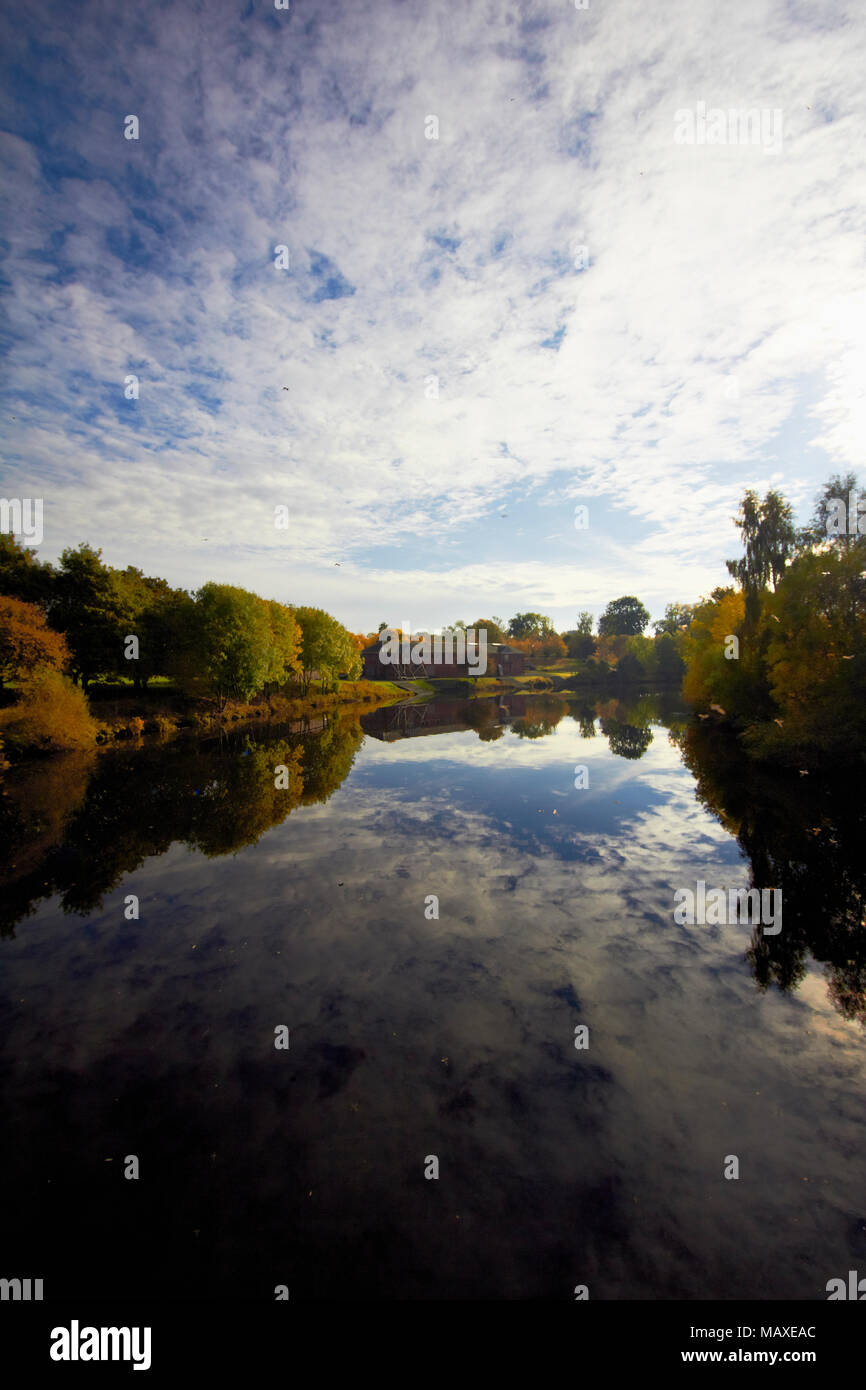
[361,635,525,681]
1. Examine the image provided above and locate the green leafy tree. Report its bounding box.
[51,544,125,688]
[508,612,552,641]
[293,606,361,694]
[597,596,650,637]
[0,534,55,607]
[471,617,507,643]
[566,611,596,658]
[192,583,272,708]
[653,602,695,636]
[110,566,179,690]
[600,718,653,760]
[654,631,686,683]
[264,601,302,690]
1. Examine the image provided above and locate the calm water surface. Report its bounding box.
[1,692,864,1299]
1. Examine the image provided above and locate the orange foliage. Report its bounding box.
[0,595,70,684]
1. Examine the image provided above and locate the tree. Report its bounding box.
[534,631,567,661]
[293,606,361,694]
[50,544,126,688]
[471,617,507,643]
[566,611,596,658]
[653,602,695,636]
[508,612,552,641]
[0,596,70,687]
[192,583,272,708]
[725,488,795,627]
[263,601,302,690]
[597,596,650,637]
[654,631,686,683]
[110,566,171,690]
[600,718,653,760]
[753,546,866,752]
[0,533,54,607]
[681,589,754,714]
[796,472,866,557]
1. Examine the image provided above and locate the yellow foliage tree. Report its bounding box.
[681,591,746,709]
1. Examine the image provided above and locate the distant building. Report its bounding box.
[361,636,525,681]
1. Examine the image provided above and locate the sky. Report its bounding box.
[1,0,865,635]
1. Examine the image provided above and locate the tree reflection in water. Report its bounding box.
[681,723,866,1026]
[0,714,363,938]
[2,695,864,1026]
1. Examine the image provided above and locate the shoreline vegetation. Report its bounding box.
[1,471,863,765]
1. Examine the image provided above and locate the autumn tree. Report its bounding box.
[750,546,866,753]
[681,589,755,714]
[0,596,70,687]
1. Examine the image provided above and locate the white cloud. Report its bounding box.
[1,0,865,627]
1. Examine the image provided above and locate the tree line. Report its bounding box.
[0,537,363,706]
[395,599,685,682]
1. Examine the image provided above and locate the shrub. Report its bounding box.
[0,668,99,752]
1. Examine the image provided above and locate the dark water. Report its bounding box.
[1,692,865,1300]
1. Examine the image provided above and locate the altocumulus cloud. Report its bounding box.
[1,0,865,629]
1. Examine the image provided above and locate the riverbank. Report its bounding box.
[0,678,409,762]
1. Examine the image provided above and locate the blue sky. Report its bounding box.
[1,0,865,633]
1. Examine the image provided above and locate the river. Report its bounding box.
[1,691,864,1299]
